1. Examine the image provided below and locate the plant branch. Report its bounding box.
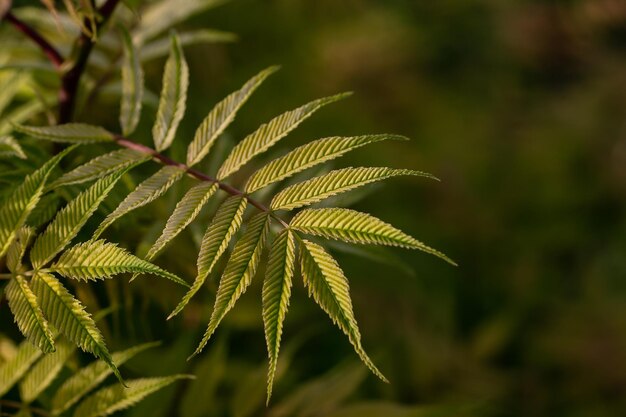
[58,0,120,123]
[4,11,64,68]
[0,400,50,417]
[113,135,290,228]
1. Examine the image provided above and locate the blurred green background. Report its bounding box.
[5,0,626,416]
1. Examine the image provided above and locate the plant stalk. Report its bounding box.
[4,11,64,68]
[113,135,290,228]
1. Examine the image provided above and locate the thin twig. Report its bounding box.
[58,0,120,123]
[113,135,290,228]
[4,11,64,68]
[0,400,51,417]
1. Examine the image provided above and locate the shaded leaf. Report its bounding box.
[19,340,74,403]
[52,342,160,415]
[15,123,114,143]
[73,375,193,417]
[0,339,43,397]
[152,32,189,152]
[120,27,144,136]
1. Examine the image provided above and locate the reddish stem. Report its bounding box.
[113,136,289,227]
[4,11,63,68]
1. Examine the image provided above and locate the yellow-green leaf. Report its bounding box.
[216,93,351,180]
[191,213,269,357]
[169,195,247,320]
[262,229,295,402]
[271,167,437,211]
[152,32,188,151]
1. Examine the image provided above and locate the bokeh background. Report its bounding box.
[4,0,626,416]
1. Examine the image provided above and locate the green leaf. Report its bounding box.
[30,272,122,383]
[299,238,387,382]
[50,240,188,287]
[51,342,160,415]
[169,195,247,319]
[262,229,295,402]
[291,208,456,265]
[50,149,149,189]
[5,275,56,353]
[191,213,269,357]
[133,0,227,44]
[19,340,74,403]
[94,166,185,239]
[0,339,43,397]
[73,375,193,417]
[6,226,33,273]
[30,167,132,269]
[0,135,27,159]
[14,123,114,143]
[0,101,43,136]
[0,72,29,116]
[152,32,189,152]
[146,182,218,262]
[216,93,351,180]
[186,66,279,166]
[271,167,437,211]
[120,27,144,136]
[0,146,74,257]
[245,135,405,193]
[140,29,236,62]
